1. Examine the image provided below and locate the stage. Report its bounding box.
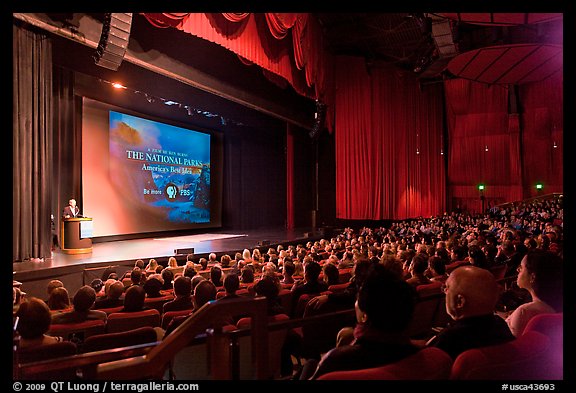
[13,227,321,299]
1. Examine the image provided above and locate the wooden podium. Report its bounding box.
[61,217,93,254]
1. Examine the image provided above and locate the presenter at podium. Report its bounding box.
[62,198,82,218]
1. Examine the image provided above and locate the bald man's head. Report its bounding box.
[444,266,501,320]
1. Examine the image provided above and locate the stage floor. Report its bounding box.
[13,227,319,298]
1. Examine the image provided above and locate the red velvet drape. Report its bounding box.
[444,79,522,212]
[143,14,321,97]
[335,57,446,220]
[445,75,563,212]
[519,72,563,197]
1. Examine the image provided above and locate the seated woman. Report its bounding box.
[47,286,71,313]
[16,297,64,348]
[120,285,148,312]
[301,263,419,379]
[504,250,563,337]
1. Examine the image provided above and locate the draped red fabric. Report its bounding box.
[141,13,189,28]
[444,79,522,212]
[265,13,298,39]
[143,13,319,100]
[335,57,445,220]
[222,13,250,22]
[518,72,563,196]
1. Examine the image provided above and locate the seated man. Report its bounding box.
[427,265,515,359]
[162,276,193,313]
[51,286,107,324]
[301,264,420,379]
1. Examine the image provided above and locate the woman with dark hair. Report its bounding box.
[504,250,563,336]
[16,298,64,348]
[47,287,71,312]
[468,245,490,270]
[121,285,147,312]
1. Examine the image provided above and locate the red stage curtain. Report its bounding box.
[519,72,563,196]
[335,57,446,220]
[444,79,524,212]
[141,13,324,101]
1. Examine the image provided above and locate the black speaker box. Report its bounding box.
[174,247,195,255]
[94,13,133,71]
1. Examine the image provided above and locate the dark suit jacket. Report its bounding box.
[62,205,80,218]
[162,296,194,313]
[429,314,515,359]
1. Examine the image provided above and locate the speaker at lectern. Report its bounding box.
[61,217,93,254]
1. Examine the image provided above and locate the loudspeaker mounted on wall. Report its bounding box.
[93,13,133,71]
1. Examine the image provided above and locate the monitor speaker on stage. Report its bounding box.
[258,240,270,247]
[174,247,195,255]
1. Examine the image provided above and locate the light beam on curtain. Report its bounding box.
[444,78,522,211]
[335,57,445,220]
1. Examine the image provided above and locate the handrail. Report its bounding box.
[96,296,269,380]
[14,302,357,380]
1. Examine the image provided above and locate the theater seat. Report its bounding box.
[81,326,159,353]
[236,314,290,379]
[106,309,161,333]
[161,309,193,330]
[522,312,563,379]
[15,341,79,380]
[450,330,553,380]
[16,341,78,364]
[317,347,453,380]
[47,319,106,344]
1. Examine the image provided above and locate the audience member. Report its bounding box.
[193,280,217,312]
[254,275,285,316]
[143,274,164,298]
[219,273,241,300]
[210,265,223,287]
[301,264,419,379]
[290,261,328,316]
[405,253,432,287]
[427,266,514,359]
[93,280,124,309]
[90,278,105,297]
[120,285,148,312]
[183,265,197,279]
[45,279,64,303]
[504,250,563,336]
[163,276,194,313]
[281,260,296,286]
[145,258,159,273]
[160,268,175,291]
[426,255,448,284]
[16,297,64,348]
[47,286,71,312]
[240,266,255,284]
[322,263,340,287]
[51,286,107,324]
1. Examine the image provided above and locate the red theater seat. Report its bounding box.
[106,309,161,333]
[16,341,78,364]
[161,309,193,330]
[47,319,106,343]
[81,326,159,353]
[317,347,453,380]
[450,331,553,380]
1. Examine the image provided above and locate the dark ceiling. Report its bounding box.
[315,13,563,82]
